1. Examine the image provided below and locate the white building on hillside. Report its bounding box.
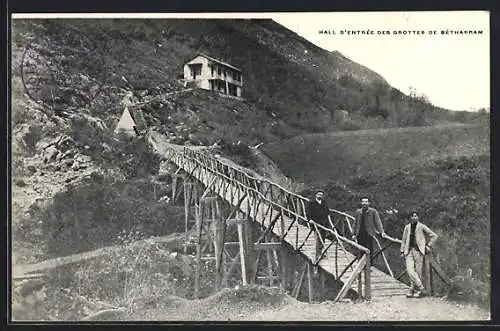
[183,53,243,98]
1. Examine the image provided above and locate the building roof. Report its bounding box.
[187,53,242,72]
[128,107,147,131]
[115,107,147,135]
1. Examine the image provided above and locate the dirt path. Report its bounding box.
[125,289,489,321]
[13,232,185,278]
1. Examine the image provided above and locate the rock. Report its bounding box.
[45,146,60,162]
[26,165,37,174]
[65,176,77,183]
[74,154,92,164]
[56,135,76,152]
[71,161,81,171]
[101,143,111,152]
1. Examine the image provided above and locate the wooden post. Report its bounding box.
[194,204,203,299]
[266,249,274,286]
[357,272,362,297]
[278,214,287,290]
[307,263,313,303]
[245,213,254,283]
[424,255,432,296]
[293,263,307,299]
[319,270,325,301]
[183,183,192,254]
[335,243,339,279]
[280,247,287,291]
[214,201,224,292]
[237,221,248,286]
[172,175,178,201]
[364,253,371,300]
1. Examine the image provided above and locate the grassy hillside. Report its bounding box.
[263,124,489,185]
[12,18,487,148]
[264,125,490,306]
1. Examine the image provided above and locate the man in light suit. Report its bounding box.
[400,211,438,298]
[352,198,387,264]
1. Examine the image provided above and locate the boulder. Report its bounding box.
[74,153,92,164]
[44,146,60,163]
[56,135,76,152]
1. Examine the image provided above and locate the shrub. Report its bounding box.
[22,125,43,153]
[39,175,185,257]
[13,178,27,187]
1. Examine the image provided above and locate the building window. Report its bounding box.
[228,83,237,96]
[190,64,202,79]
[218,67,222,76]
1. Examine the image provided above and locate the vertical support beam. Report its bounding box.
[424,255,432,296]
[183,182,192,254]
[357,272,362,297]
[307,262,313,303]
[244,210,254,284]
[364,253,371,300]
[279,213,287,290]
[172,175,178,201]
[429,265,434,296]
[335,243,339,279]
[319,270,325,301]
[266,249,274,286]
[214,200,224,292]
[194,203,203,299]
[237,221,248,286]
[280,247,287,291]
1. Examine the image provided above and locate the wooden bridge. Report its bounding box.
[148,133,443,302]
[12,132,450,304]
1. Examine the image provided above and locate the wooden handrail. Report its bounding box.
[197,148,372,256]
[160,141,457,297]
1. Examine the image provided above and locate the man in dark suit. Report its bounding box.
[307,190,330,260]
[352,197,387,264]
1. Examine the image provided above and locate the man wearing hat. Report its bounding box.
[307,190,331,260]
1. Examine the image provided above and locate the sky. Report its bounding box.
[14,12,490,111]
[272,11,490,111]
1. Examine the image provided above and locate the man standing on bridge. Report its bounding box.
[352,197,387,264]
[307,190,330,260]
[400,211,438,298]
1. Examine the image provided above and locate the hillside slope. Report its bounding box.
[263,125,490,307]
[12,18,487,149]
[263,124,489,185]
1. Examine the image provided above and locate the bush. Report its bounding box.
[23,125,43,153]
[13,178,27,187]
[39,175,185,257]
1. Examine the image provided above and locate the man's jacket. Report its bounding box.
[400,221,438,255]
[307,199,330,226]
[353,207,384,237]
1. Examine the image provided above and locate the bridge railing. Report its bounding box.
[160,142,451,298]
[175,147,371,275]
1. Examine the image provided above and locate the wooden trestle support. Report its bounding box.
[170,168,330,301]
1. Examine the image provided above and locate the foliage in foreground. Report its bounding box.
[34,173,183,257]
